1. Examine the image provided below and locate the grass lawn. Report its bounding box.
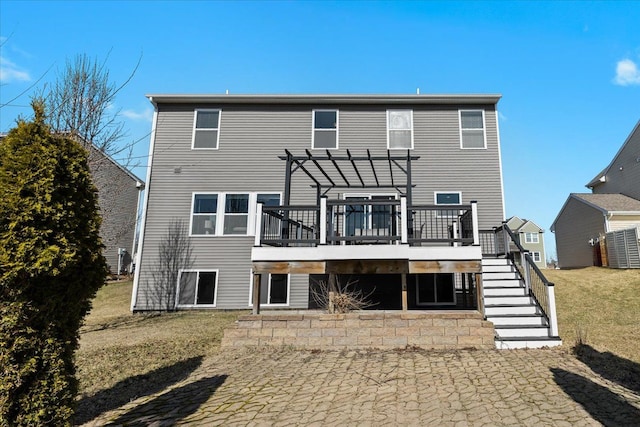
[76,280,243,422]
[545,267,640,364]
[75,267,639,421]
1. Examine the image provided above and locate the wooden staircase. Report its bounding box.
[482,258,562,349]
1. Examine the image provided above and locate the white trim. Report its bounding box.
[312,109,339,150]
[248,271,291,307]
[175,269,219,308]
[434,191,462,205]
[459,109,487,149]
[189,192,281,237]
[531,251,542,263]
[131,102,158,311]
[524,232,539,244]
[495,109,506,220]
[191,109,221,150]
[189,192,219,236]
[387,109,414,150]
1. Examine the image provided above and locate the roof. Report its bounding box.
[551,193,640,231]
[586,120,640,189]
[146,93,502,105]
[506,216,543,232]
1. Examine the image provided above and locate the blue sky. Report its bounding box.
[1,1,639,259]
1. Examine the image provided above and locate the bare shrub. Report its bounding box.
[311,276,377,313]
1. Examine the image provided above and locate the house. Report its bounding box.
[87,146,145,274]
[505,216,546,269]
[131,94,561,349]
[552,121,640,269]
[0,133,144,274]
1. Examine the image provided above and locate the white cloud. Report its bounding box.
[121,108,153,122]
[498,111,507,122]
[0,56,31,83]
[613,58,640,86]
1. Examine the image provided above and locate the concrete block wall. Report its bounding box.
[221,311,495,350]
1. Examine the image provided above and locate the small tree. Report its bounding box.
[148,219,194,310]
[0,101,108,425]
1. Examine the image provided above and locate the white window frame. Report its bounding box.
[223,193,250,236]
[459,109,486,149]
[434,191,462,217]
[189,192,281,237]
[252,193,282,235]
[248,272,291,307]
[524,232,539,244]
[192,109,221,150]
[176,269,219,308]
[189,192,219,236]
[312,109,339,150]
[530,251,542,263]
[387,109,414,150]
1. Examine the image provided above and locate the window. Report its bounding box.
[224,194,249,235]
[313,110,338,149]
[459,110,486,149]
[191,194,217,235]
[387,110,413,149]
[530,252,541,263]
[524,232,539,244]
[249,273,289,306]
[415,274,456,306]
[192,110,220,149]
[191,193,280,237]
[177,270,217,307]
[434,192,462,218]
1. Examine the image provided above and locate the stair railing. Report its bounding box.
[500,223,559,337]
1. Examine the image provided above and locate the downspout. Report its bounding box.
[130,97,159,312]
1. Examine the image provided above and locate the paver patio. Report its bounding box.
[80,348,640,426]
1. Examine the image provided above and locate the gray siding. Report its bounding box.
[89,149,141,274]
[134,101,504,310]
[592,123,640,200]
[554,198,605,268]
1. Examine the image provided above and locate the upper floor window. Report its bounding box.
[434,192,461,217]
[459,110,486,149]
[192,109,220,149]
[224,194,250,235]
[387,110,413,149]
[524,232,539,244]
[313,110,338,149]
[191,194,218,235]
[190,192,281,237]
[435,192,461,205]
[531,252,542,263]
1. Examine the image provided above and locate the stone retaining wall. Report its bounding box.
[221,311,495,350]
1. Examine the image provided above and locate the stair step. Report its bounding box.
[482,265,517,273]
[482,279,522,287]
[485,304,539,315]
[482,258,510,266]
[483,287,527,297]
[495,325,551,337]
[495,337,563,349]
[487,314,547,326]
[483,272,520,280]
[484,296,533,305]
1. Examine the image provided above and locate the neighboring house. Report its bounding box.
[505,216,546,269]
[551,194,640,268]
[88,146,145,274]
[552,121,640,269]
[0,132,145,274]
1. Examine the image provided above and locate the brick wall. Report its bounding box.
[221,311,495,350]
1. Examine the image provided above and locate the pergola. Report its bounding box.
[280,149,420,206]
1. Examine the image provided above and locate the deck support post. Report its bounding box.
[252,273,261,315]
[475,272,484,316]
[401,273,408,311]
[328,272,337,314]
